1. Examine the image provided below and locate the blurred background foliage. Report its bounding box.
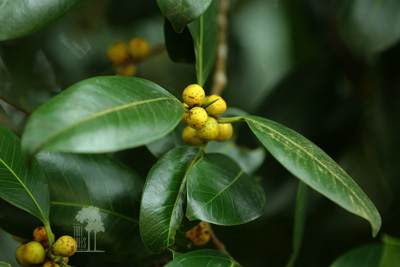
[0,0,399,266]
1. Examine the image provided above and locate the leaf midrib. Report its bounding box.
[0,157,46,222]
[51,201,138,223]
[31,97,175,155]
[201,170,244,207]
[247,118,372,217]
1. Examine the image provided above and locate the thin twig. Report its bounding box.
[203,221,242,266]
[210,0,230,96]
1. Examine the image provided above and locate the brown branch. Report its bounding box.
[210,0,230,96]
[203,221,242,266]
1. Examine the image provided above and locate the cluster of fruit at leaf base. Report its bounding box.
[185,222,211,246]
[181,84,233,145]
[14,226,77,267]
[107,37,150,76]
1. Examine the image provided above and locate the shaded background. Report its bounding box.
[1,0,399,266]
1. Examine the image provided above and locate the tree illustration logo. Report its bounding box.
[74,206,105,252]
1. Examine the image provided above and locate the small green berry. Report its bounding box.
[197,117,219,141]
[187,107,208,129]
[182,126,203,146]
[22,241,46,265]
[15,244,31,267]
[182,84,205,107]
[52,235,77,257]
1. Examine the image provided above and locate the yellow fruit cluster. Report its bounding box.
[14,227,76,267]
[181,84,233,146]
[185,222,211,246]
[107,37,151,76]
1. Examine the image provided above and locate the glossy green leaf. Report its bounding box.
[164,19,195,63]
[0,124,50,225]
[244,115,382,236]
[146,123,186,158]
[0,0,84,41]
[36,152,149,261]
[286,182,308,267]
[335,0,400,53]
[0,262,12,267]
[188,0,218,86]
[21,76,184,157]
[140,147,201,253]
[165,249,240,267]
[379,235,400,267]
[157,0,212,33]
[330,243,382,267]
[186,153,266,225]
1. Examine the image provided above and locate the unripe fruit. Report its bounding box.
[182,126,203,146]
[128,38,150,60]
[115,62,136,76]
[43,261,60,267]
[15,244,30,267]
[23,241,46,265]
[185,222,210,246]
[33,226,55,247]
[52,235,77,257]
[215,123,233,142]
[107,41,129,64]
[187,107,208,129]
[197,117,219,141]
[63,257,69,264]
[204,95,227,117]
[181,103,189,123]
[182,84,205,107]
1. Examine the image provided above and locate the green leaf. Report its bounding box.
[140,147,202,253]
[330,243,382,267]
[0,124,50,225]
[146,123,186,158]
[165,249,240,267]
[157,0,212,33]
[21,76,184,157]
[186,153,266,225]
[188,0,218,86]
[286,182,308,267]
[0,0,84,41]
[0,262,12,267]
[379,235,400,267]
[243,115,382,236]
[164,19,195,63]
[36,152,149,262]
[335,0,400,53]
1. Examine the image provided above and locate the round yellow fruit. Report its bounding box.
[181,103,189,123]
[63,257,69,264]
[185,222,210,246]
[52,235,77,257]
[215,123,233,142]
[33,226,55,247]
[187,107,208,129]
[182,84,205,107]
[182,126,203,146]
[128,38,150,60]
[42,261,60,267]
[107,41,129,64]
[115,62,136,76]
[23,241,46,265]
[15,244,30,267]
[204,95,227,117]
[197,117,219,141]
